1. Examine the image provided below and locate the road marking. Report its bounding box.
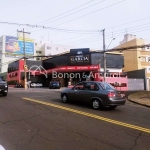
[22,97,150,134]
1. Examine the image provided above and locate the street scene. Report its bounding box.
[0,88,149,150]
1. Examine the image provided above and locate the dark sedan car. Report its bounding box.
[61,81,126,110]
[49,81,60,89]
[0,77,8,96]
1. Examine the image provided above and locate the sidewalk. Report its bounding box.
[128,91,150,108]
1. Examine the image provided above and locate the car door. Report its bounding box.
[70,82,85,101]
[82,82,99,103]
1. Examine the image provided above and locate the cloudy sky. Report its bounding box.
[0,0,149,50]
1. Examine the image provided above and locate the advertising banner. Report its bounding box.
[5,36,34,58]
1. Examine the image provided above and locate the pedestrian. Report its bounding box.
[27,81,31,88]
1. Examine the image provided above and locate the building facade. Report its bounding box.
[110,34,150,90]
[34,41,75,60]
[7,48,128,91]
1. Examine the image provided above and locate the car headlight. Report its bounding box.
[5,84,7,87]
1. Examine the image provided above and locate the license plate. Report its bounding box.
[121,94,125,97]
[116,94,123,97]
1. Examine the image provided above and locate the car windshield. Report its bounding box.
[99,82,115,90]
[0,77,3,81]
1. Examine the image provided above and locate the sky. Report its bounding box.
[0,0,150,50]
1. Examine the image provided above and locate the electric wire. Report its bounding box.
[37,0,96,24]
[50,0,126,27]
[43,0,106,25]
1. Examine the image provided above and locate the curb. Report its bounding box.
[128,98,150,108]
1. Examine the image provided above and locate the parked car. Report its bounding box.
[49,81,60,89]
[0,77,8,96]
[60,81,126,110]
[15,84,23,88]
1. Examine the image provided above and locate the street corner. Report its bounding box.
[128,91,150,108]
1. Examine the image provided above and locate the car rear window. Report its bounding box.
[99,83,115,90]
[51,81,59,84]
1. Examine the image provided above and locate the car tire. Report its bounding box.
[109,106,117,109]
[2,93,7,96]
[62,94,68,103]
[92,99,102,110]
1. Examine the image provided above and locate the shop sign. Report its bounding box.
[70,55,89,63]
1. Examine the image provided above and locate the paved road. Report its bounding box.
[0,88,150,150]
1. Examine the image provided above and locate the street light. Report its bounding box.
[100,29,115,82]
[106,38,115,51]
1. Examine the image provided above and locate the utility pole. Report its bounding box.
[102,29,106,82]
[17,29,30,89]
[23,28,27,89]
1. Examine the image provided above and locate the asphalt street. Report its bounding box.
[0,88,150,150]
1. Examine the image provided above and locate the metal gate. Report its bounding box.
[128,78,144,90]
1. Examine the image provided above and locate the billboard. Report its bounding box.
[5,36,34,58]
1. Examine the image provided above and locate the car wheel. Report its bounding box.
[2,93,7,96]
[62,94,68,103]
[109,106,117,109]
[92,99,101,109]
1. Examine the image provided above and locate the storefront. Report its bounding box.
[7,48,128,90]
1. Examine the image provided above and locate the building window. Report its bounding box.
[47,46,51,49]
[36,57,40,61]
[0,42,2,46]
[148,57,150,62]
[36,51,42,54]
[0,68,1,73]
[140,57,146,62]
[142,47,145,50]
[0,59,1,63]
[35,43,37,46]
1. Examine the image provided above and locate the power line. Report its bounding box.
[43,0,106,25]
[0,21,99,34]
[31,16,150,34]
[30,0,126,33]
[49,22,150,43]
[108,16,150,30]
[37,0,95,24]
[0,17,150,36]
[50,0,126,27]
[62,26,150,45]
